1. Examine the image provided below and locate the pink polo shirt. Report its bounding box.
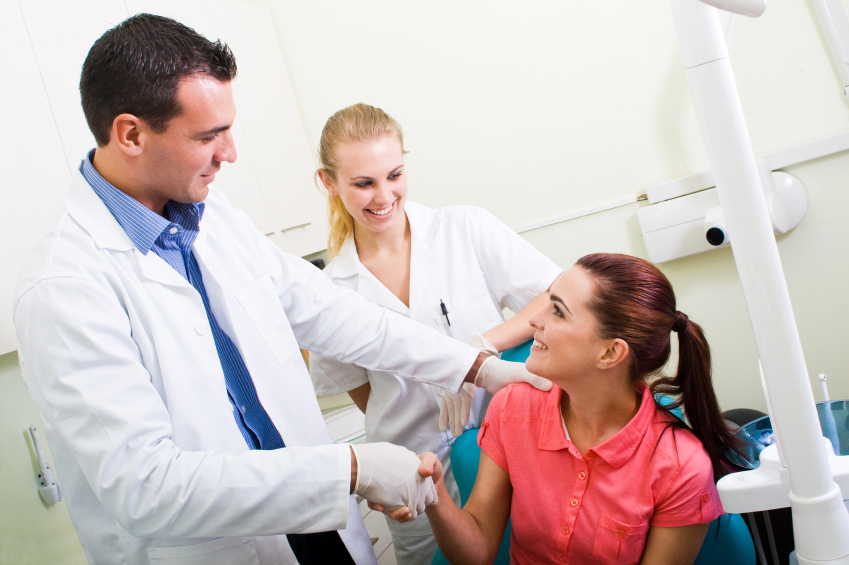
[478,383,723,565]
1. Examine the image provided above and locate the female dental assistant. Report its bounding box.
[309,103,562,565]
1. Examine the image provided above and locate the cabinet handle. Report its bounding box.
[280,222,311,233]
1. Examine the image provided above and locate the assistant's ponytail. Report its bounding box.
[576,253,740,481]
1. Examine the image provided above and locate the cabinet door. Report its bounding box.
[18,0,130,170]
[20,0,280,236]
[0,0,72,355]
[126,0,328,256]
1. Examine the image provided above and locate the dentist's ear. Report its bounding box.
[111,113,146,157]
[598,338,629,370]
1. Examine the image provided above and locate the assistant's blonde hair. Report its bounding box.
[316,103,406,259]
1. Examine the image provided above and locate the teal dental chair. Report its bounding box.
[433,340,755,565]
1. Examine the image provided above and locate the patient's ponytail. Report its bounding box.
[653,313,739,479]
[576,253,739,479]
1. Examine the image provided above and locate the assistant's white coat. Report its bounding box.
[310,202,560,551]
[12,170,478,565]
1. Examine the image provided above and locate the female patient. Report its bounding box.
[385,253,739,565]
[308,103,561,564]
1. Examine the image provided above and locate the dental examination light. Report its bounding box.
[672,1,849,563]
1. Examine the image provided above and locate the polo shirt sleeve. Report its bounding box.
[470,207,562,314]
[478,388,509,473]
[651,445,724,527]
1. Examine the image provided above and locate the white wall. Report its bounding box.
[240,0,849,411]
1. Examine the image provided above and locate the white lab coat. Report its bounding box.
[12,171,478,565]
[310,202,561,546]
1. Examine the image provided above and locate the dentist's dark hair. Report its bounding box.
[576,253,739,479]
[80,13,237,146]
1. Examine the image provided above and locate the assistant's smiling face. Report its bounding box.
[330,133,408,237]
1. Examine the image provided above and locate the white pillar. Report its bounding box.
[672,1,849,562]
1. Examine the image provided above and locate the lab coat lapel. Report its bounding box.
[329,236,361,291]
[136,251,194,288]
[65,170,135,253]
[406,203,439,320]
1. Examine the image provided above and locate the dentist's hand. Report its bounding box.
[471,334,553,395]
[352,443,437,520]
[438,382,477,437]
[369,452,443,522]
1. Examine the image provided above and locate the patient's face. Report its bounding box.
[332,133,408,237]
[526,267,608,384]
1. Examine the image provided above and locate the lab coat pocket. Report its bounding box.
[591,515,650,565]
[147,537,260,565]
[237,273,299,366]
[433,295,502,342]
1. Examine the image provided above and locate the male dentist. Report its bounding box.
[11,14,511,565]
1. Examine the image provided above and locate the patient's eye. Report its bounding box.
[554,304,564,318]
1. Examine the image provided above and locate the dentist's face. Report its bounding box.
[141,76,237,209]
[330,133,407,236]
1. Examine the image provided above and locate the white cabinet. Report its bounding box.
[1,0,328,355]
[17,0,129,171]
[125,0,329,256]
[0,0,72,354]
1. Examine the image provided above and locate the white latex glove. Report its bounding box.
[439,382,477,437]
[352,443,438,519]
[470,334,553,395]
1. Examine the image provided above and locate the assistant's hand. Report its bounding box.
[439,382,476,437]
[352,443,437,521]
[470,334,553,394]
[368,452,443,522]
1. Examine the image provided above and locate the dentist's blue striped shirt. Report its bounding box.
[80,150,285,451]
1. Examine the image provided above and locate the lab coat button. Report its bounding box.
[195,322,207,335]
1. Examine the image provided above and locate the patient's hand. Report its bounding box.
[367,452,442,523]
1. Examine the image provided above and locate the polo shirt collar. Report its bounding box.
[538,385,657,469]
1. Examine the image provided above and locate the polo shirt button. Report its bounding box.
[195,322,207,335]
[169,227,178,234]
[570,498,579,507]
[701,494,710,502]
[561,526,571,535]
[618,529,627,538]
[578,471,587,480]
